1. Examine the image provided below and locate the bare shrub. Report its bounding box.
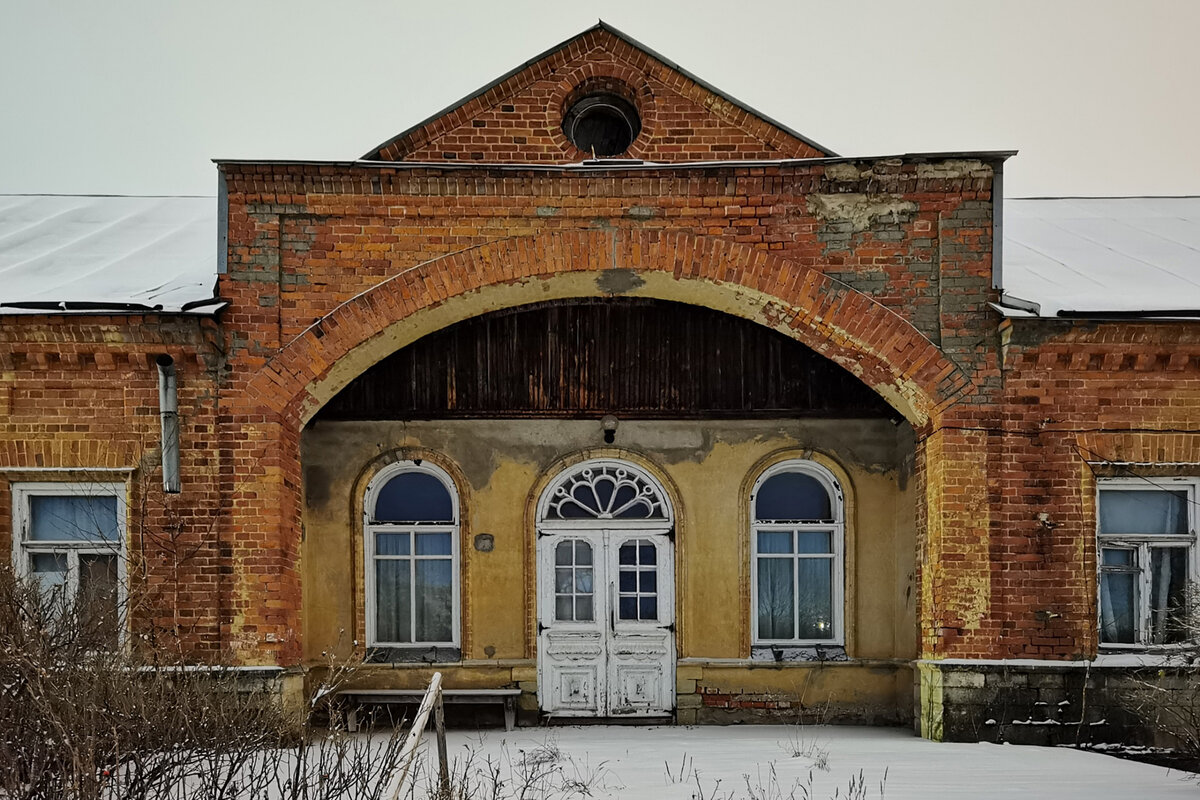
[0,564,407,799]
[1110,584,1200,770]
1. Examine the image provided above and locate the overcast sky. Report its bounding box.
[2,0,1198,198]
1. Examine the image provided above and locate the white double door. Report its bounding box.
[537,528,675,717]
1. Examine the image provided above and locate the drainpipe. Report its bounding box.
[156,355,181,494]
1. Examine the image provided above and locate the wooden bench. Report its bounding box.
[339,688,521,732]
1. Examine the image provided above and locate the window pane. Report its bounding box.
[757,557,794,639]
[1149,547,1189,645]
[376,533,410,556]
[374,472,453,523]
[1101,548,1135,568]
[556,568,574,593]
[639,570,656,592]
[30,552,68,592]
[79,554,119,649]
[619,543,636,565]
[1100,571,1137,644]
[796,531,833,554]
[758,531,793,554]
[575,568,593,593]
[619,571,636,592]
[415,532,451,556]
[555,541,573,565]
[575,595,593,621]
[29,495,119,541]
[556,596,574,621]
[755,472,832,521]
[639,597,658,620]
[1099,489,1188,535]
[375,560,412,642]
[574,540,592,565]
[414,560,453,642]
[796,559,834,639]
[593,477,615,510]
[638,542,655,565]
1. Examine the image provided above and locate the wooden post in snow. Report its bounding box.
[434,690,450,797]
[386,671,445,800]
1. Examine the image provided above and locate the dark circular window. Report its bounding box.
[563,94,641,157]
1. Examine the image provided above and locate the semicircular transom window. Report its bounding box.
[563,94,641,157]
[544,461,669,522]
[754,471,834,522]
[373,470,454,524]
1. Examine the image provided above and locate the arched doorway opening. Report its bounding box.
[534,458,675,717]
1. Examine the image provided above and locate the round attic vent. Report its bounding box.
[563,93,641,157]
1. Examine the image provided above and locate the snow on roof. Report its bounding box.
[1002,197,1200,318]
[1,193,1198,320]
[0,195,218,314]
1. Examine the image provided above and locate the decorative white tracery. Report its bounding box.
[542,461,670,522]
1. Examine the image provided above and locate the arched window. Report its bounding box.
[750,461,844,645]
[364,462,460,647]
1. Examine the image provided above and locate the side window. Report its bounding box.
[750,463,844,645]
[365,463,460,646]
[1098,479,1196,647]
[12,482,126,648]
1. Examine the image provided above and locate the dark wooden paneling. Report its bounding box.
[316,299,895,420]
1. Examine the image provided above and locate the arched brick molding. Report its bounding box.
[244,230,971,429]
[225,230,974,666]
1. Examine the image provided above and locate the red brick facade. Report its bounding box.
[3,24,1198,738]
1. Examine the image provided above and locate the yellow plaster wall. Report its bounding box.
[301,418,916,674]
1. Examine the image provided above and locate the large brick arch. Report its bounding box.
[243,231,970,428]
[225,230,973,665]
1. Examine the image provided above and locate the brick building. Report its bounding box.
[3,24,1199,743]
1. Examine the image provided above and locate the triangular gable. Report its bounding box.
[363,22,835,163]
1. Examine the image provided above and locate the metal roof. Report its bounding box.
[1001,197,1200,318]
[0,195,217,314]
[1,193,1198,320]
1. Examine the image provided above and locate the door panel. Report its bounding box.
[606,534,674,715]
[538,529,674,717]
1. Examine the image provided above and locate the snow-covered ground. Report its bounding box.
[412,724,1197,799]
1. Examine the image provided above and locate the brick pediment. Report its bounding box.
[364,23,832,164]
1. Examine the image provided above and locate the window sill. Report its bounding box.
[749,645,847,663]
[1093,650,1200,668]
[365,646,461,664]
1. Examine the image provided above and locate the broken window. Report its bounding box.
[1098,479,1197,647]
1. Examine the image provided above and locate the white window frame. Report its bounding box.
[11,481,128,636]
[363,461,461,648]
[750,461,845,646]
[1097,477,1199,650]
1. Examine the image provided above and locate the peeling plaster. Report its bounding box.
[807,194,919,233]
[915,160,993,180]
[596,268,646,295]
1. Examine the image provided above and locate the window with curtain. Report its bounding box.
[1098,479,1196,648]
[751,463,844,645]
[366,463,459,646]
[14,482,125,649]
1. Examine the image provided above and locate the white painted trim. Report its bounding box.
[749,460,846,647]
[536,458,674,528]
[11,481,130,644]
[1096,476,1199,649]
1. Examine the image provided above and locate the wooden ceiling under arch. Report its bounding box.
[314,298,896,421]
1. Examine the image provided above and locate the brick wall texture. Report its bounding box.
[3,28,1200,683]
